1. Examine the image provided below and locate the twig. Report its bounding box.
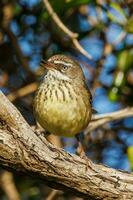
[72,38,92,60]
[0,171,20,200]
[1,4,35,77]
[85,107,133,133]
[3,27,35,77]
[43,0,78,38]
[47,134,62,148]
[92,107,133,120]
[43,0,92,59]
[46,190,62,200]
[112,31,126,45]
[7,82,38,102]
[126,0,133,4]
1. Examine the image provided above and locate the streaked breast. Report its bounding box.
[34,81,91,136]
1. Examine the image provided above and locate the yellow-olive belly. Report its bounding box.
[34,94,91,137]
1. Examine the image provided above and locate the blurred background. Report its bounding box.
[0,0,133,199]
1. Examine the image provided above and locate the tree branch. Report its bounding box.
[3,27,35,77]
[7,82,38,102]
[86,107,133,133]
[0,91,133,199]
[6,81,133,136]
[0,171,20,200]
[43,0,92,60]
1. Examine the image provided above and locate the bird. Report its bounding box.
[33,54,92,157]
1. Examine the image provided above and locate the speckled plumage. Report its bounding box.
[34,55,92,137]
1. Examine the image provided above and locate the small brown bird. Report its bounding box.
[34,54,92,156]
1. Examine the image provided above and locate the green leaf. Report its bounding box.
[107,2,127,25]
[108,87,119,101]
[65,0,91,10]
[117,50,133,72]
[109,50,133,101]
[127,146,133,170]
[125,16,133,33]
[114,72,125,87]
[49,0,92,16]
[50,0,66,14]
[111,2,126,19]
[14,4,22,15]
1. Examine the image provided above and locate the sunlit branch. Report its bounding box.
[0,91,133,199]
[86,107,133,133]
[7,82,38,102]
[43,0,92,60]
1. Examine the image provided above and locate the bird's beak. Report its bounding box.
[41,60,56,70]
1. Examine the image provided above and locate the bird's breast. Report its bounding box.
[34,81,91,137]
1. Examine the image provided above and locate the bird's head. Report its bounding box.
[41,54,85,82]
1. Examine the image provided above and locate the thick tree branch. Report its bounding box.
[0,91,133,199]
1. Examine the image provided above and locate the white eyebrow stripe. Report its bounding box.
[53,60,72,67]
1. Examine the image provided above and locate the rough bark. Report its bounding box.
[0,91,133,200]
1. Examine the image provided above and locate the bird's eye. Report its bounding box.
[62,65,68,71]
